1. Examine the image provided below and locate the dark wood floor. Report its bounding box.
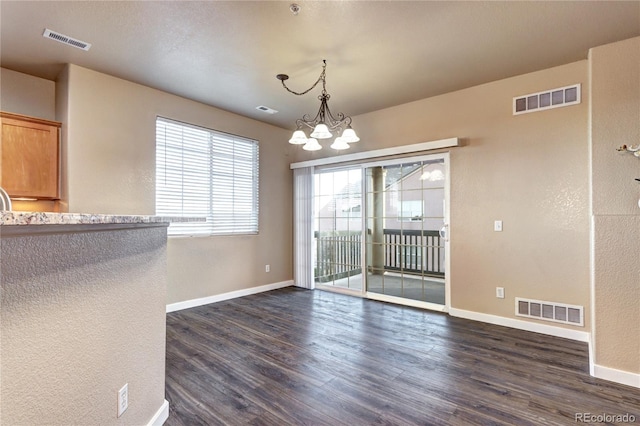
[165,287,640,425]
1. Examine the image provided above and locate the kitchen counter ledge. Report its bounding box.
[0,211,204,235]
[1,210,173,424]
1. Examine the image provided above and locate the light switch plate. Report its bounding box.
[118,383,128,417]
[494,220,503,232]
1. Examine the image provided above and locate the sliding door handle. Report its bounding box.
[439,224,449,242]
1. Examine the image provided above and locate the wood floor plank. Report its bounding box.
[165,287,640,425]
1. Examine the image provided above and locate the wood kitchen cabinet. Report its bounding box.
[0,111,61,199]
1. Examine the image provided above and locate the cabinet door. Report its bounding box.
[1,116,60,199]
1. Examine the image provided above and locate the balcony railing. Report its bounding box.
[314,228,444,283]
[382,229,444,277]
[314,231,362,283]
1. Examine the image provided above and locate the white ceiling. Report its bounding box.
[1,1,639,130]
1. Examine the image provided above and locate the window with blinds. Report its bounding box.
[156,117,259,236]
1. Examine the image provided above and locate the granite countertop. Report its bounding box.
[0,211,204,226]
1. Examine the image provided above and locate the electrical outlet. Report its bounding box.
[265,264,270,272]
[496,287,505,299]
[494,220,503,232]
[117,383,128,417]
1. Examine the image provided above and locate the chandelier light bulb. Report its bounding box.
[289,130,308,145]
[310,123,332,139]
[330,137,350,151]
[341,126,360,143]
[302,138,322,151]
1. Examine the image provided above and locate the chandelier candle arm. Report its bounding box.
[277,60,359,150]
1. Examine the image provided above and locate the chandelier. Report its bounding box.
[277,60,359,151]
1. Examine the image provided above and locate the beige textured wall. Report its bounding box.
[292,61,591,330]
[60,65,293,304]
[0,225,168,425]
[589,36,640,375]
[0,67,56,120]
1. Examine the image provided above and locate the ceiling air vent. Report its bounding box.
[516,297,584,327]
[256,105,278,115]
[43,29,91,51]
[513,84,580,115]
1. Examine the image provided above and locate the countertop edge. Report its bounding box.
[0,221,171,237]
[0,211,205,227]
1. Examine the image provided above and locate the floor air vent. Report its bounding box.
[516,297,583,327]
[513,84,580,115]
[43,29,91,51]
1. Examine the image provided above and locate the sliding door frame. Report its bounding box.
[313,164,366,297]
[312,152,451,313]
[360,152,450,312]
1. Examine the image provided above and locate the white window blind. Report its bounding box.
[156,117,259,236]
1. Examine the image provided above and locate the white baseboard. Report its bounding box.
[147,399,169,426]
[366,291,447,313]
[449,308,590,342]
[593,364,640,389]
[166,280,294,313]
[455,309,639,389]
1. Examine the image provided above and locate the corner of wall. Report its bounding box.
[588,35,640,385]
[55,64,70,212]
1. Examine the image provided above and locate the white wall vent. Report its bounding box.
[515,297,584,327]
[43,29,91,51]
[513,84,580,115]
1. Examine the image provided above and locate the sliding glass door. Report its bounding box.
[311,153,449,310]
[313,168,363,291]
[365,157,447,308]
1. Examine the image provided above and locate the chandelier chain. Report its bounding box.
[280,60,327,96]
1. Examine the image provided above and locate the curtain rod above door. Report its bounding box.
[289,138,459,170]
